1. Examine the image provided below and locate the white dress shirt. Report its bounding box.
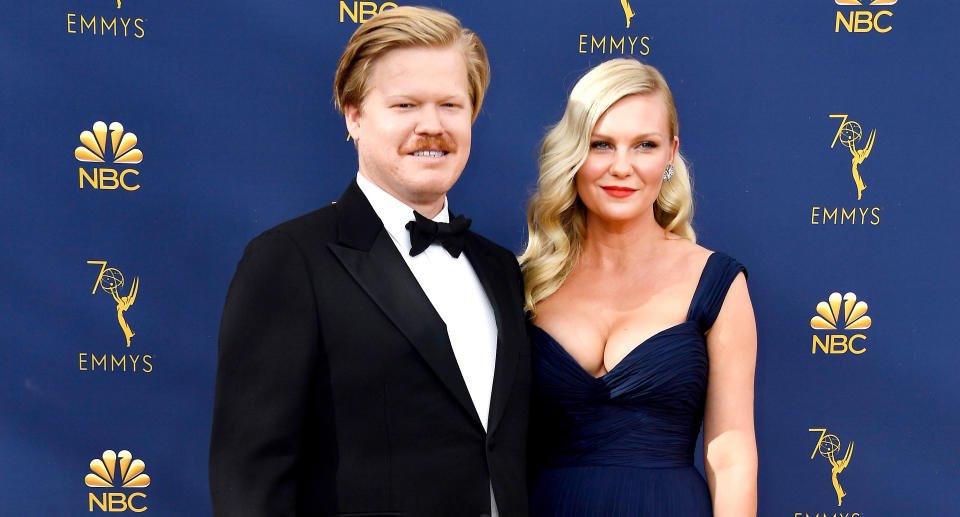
[356,173,500,515]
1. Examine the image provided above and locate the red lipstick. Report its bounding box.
[601,186,636,198]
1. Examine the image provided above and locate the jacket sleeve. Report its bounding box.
[209,230,321,517]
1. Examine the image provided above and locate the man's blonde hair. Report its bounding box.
[333,6,490,122]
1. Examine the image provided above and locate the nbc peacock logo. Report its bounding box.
[810,292,871,355]
[75,121,142,164]
[76,121,143,191]
[810,292,871,331]
[85,449,150,513]
[85,450,150,488]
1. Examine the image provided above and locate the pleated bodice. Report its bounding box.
[529,252,746,516]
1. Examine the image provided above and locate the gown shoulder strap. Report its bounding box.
[685,252,747,332]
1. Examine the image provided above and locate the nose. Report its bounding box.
[610,149,632,178]
[415,104,443,135]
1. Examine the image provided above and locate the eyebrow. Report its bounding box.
[381,92,470,102]
[590,131,665,140]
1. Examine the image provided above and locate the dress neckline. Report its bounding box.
[530,252,719,381]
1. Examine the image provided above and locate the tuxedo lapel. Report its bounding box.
[327,181,482,427]
[463,235,520,435]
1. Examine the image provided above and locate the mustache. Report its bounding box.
[400,136,456,154]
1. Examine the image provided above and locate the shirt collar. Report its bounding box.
[356,172,450,252]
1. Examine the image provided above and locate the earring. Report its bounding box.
[663,164,675,182]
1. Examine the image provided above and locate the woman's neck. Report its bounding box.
[580,212,669,269]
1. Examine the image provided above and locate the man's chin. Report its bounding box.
[404,168,462,189]
[399,181,459,210]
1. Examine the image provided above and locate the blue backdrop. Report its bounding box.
[2,0,958,515]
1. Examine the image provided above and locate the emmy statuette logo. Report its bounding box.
[85,449,149,513]
[620,0,636,28]
[810,292,870,355]
[88,260,138,347]
[76,121,143,191]
[809,429,855,507]
[79,259,152,373]
[810,114,882,226]
[834,0,897,33]
[829,115,875,201]
[578,1,651,56]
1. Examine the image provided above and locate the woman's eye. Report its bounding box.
[638,141,657,149]
[590,141,611,150]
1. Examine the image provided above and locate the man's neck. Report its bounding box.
[357,171,445,217]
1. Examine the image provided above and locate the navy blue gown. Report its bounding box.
[528,252,745,516]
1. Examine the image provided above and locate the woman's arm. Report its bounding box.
[703,272,758,517]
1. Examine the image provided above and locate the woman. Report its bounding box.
[521,59,757,516]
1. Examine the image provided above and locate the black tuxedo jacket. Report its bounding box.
[210,180,530,517]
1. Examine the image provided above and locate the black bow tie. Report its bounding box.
[405,210,472,258]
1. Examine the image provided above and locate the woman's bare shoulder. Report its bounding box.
[664,237,714,271]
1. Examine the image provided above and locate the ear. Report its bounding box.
[669,135,680,165]
[344,104,361,141]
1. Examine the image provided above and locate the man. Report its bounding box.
[209,7,530,517]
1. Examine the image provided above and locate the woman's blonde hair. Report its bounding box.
[520,58,696,314]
